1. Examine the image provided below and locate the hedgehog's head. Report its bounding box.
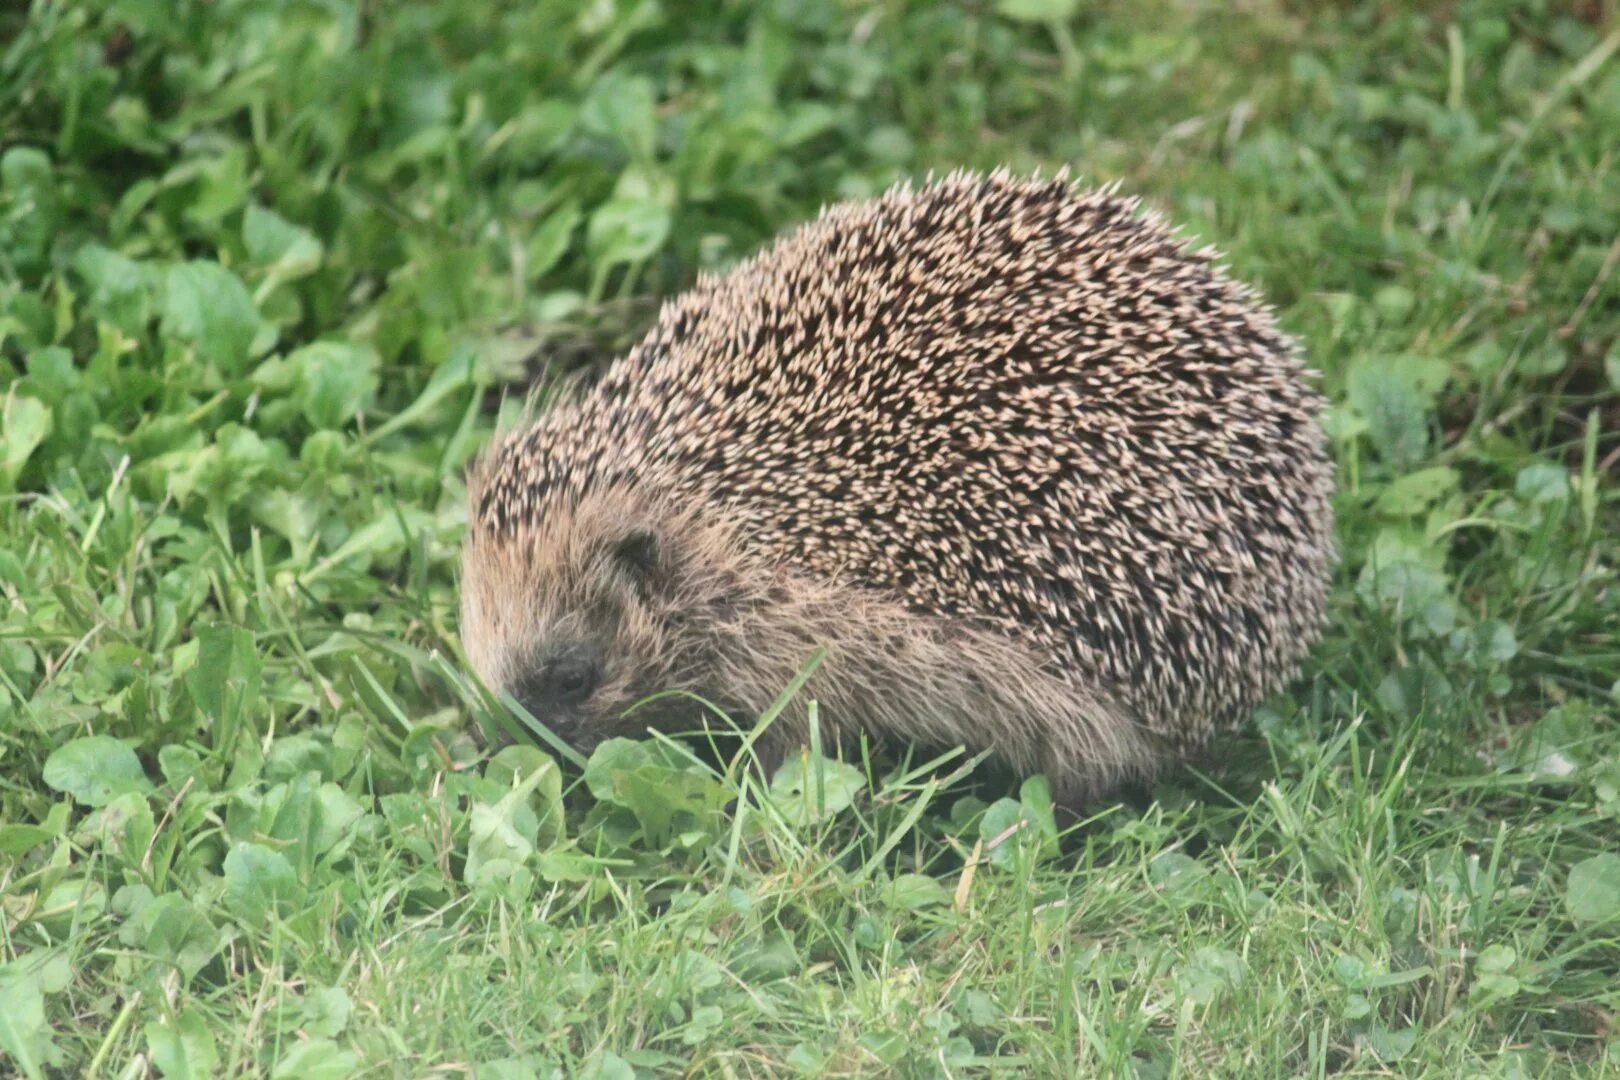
[459,478,751,755]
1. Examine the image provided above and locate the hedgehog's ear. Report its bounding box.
[610,528,662,587]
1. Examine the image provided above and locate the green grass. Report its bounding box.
[3,0,1619,1075]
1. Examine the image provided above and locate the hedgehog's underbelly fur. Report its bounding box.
[463,171,1337,803]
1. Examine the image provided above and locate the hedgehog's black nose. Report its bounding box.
[546,654,599,705]
[512,641,604,718]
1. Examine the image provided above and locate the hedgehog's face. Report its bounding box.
[459,489,739,756]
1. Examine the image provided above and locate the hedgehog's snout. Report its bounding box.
[508,639,608,744]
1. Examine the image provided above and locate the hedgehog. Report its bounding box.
[459,170,1336,807]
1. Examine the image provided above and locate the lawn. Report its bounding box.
[2,0,1619,1076]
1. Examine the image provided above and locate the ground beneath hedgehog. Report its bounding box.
[459,170,1336,807]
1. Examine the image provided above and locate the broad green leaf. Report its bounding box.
[120,894,220,979]
[1473,971,1520,1002]
[583,739,730,848]
[1515,462,1570,504]
[1362,1023,1418,1061]
[184,624,261,722]
[35,879,107,937]
[465,802,535,890]
[1345,356,1447,469]
[583,738,693,802]
[0,394,51,491]
[158,745,206,789]
[244,204,323,281]
[587,198,671,270]
[0,146,58,273]
[978,780,1059,869]
[524,202,581,282]
[580,74,657,159]
[466,750,563,889]
[0,953,68,1079]
[161,261,261,374]
[1477,944,1516,974]
[885,873,950,912]
[997,0,1079,21]
[300,987,353,1039]
[616,766,730,848]
[778,103,838,148]
[1566,853,1620,924]
[1178,946,1246,1005]
[223,842,301,923]
[74,244,152,333]
[269,1037,361,1080]
[1018,775,1058,841]
[785,1043,826,1073]
[0,824,56,858]
[146,1008,218,1080]
[499,101,578,164]
[1376,466,1459,516]
[1149,851,1212,897]
[980,798,1030,869]
[309,506,436,577]
[769,752,866,826]
[955,988,1003,1028]
[579,1049,636,1080]
[487,744,565,850]
[1476,620,1519,663]
[289,340,380,430]
[0,970,48,1080]
[264,733,332,783]
[182,148,250,227]
[730,930,801,982]
[89,790,156,864]
[1356,530,1457,635]
[475,1055,561,1080]
[42,735,152,808]
[312,783,365,857]
[1505,703,1592,781]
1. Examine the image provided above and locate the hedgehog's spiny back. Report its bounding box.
[471,170,1335,751]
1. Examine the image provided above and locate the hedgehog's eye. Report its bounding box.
[611,528,660,583]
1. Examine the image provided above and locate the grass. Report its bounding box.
[2,0,1619,1075]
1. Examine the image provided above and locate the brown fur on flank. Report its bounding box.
[460,170,1336,807]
